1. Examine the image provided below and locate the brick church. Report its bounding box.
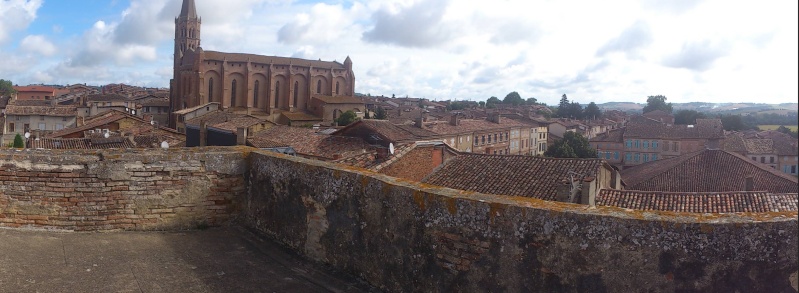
[170,0,358,127]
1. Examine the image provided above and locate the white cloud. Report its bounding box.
[0,0,42,44]
[20,35,56,56]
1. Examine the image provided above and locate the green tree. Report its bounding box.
[584,102,601,120]
[556,94,570,118]
[719,114,747,131]
[12,133,24,148]
[544,132,596,158]
[674,110,706,125]
[775,125,798,138]
[568,102,584,119]
[526,97,538,105]
[478,101,485,108]
[0,79,15,97]
[643,95,673,114]
[336,111,358,126]
[502,91,524,106]
[486,96,501,108]
[374,107,387,119]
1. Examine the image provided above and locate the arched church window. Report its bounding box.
[208,78,214,102]
[254,80,260,108]
[316,80,321,94]
[231,80,237,107]
[335,82,340,95]
[275,81,280,108]
[293,81,299,108]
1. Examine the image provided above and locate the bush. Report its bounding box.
[12,133,24,148]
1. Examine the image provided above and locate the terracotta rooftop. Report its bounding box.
[422,154,607,200]
[333,119,440,143]
[620,149,798,193]
[250,126,374,160]
[596,190,798,213]
[173,102,220,115]
[280,111,322,121]
[4,105,76,116]
[246,137,290,149]
[209,116,267,133]
[12,100,52,106]
[625,117,723,139]
[312,95,363,104]
[421,118,534,135]
[86,94,129,102]
[335,142,418,170]
[13,86,56,93]
[29,137,135,150]
[589,127,625,143]
[203,51,346,69]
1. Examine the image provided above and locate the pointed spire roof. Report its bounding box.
[180,0,198,18]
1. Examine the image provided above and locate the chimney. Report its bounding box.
[449,113,460,126]
[415,117,423,128]
[376,147,390,161]
[397,108,402,117]
[126,132,135,145]
[236,127,248,145]
[422,111,429,122]
[555,179,572,203]
[745,176,754,191]
[489,112,501,124]
[580,179,596,206]
[90,102,98,116]
[199,121,208,147]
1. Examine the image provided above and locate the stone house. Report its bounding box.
[173,102,221,133]
[2,104,77,144]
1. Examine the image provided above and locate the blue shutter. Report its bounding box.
[614,152,619,160]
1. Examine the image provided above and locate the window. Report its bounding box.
[673,142,678,151]
[792,165,797,174]
[634,153,640,162]
[643,141,649,149]
[605,152,611,160]
[626,153,631,162]
[652,154,657,160]
[625,140,631,148]
[294,81,299,108]
[275,81,280,108]
[38,123,46,130]
[55,124,63,130]
[664,141,669,151]
[231,80,237,107]
[643,154,649,162]
[481,135,485,144]
[254,80,260,108]
[761,157,765,163]
[488,135,492,143]
[652,141,658,149]
[474,136,479,146]
[335,82,340,95]
[209,78,214,102]
[614,152,619,160]
[62,117,67,122]
[316,80,322,94]
[494,134,498,142]
[635,140,639,148]
[40,116,44,121]
[8,123,14,132]
[770,157,775,163]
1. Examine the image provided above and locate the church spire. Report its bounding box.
[180,0,198,19]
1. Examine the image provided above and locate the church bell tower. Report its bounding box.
[170,0,201,127]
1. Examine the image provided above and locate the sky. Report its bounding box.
[0,0,796,105]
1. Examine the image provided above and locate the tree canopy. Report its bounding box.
[0,79,15,97]
[336,111,358,126]
[502,91,524,106]
[584,102,601,120]
[374,107,387,119]
[719,114,750,131]
[643,95,673,114]
[526,97,538,105]
[556,94,570,118]
[544,132,596,158]
[486,96,500,108]
[674,110,706,125]
[13,134,24,148]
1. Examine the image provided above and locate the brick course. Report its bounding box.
[0,148,248,231]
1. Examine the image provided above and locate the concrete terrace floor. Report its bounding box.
[0,226,376,293]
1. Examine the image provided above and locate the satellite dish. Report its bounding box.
[24,132,30,139]
[389,143,395,155]
[150,121,155,125]
[160,141,169,149]
[104,132,110,138]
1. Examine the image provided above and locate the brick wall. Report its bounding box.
[0,147,248,231]
[246,150,798,293]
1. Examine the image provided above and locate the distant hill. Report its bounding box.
[599,102,798,115]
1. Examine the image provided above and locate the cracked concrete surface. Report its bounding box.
[0,226,375,293]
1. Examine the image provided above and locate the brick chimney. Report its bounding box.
[236,127,248,146]
[449,113,460,126]
[555,179,572,203]
[199,121,208,147]
[488,112,501,124]
[415,117,423,128]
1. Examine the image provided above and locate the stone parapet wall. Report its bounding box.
[245,151,799,293]
[0,147,248,231]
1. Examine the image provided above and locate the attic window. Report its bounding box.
[369,134,382,141]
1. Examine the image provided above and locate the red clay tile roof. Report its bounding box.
[722,133,748,153]
[620,149,798,193]
[742,139,774,154]
[173,102,220,115]
[421,118,534,135]
[281,111,322,121]
[625,117,723,139]
[246,137,290,148]
[252,126,374,159]
[86,94,129,102]
[203,51,346,69]
[334,119,440,143]
[757,130,799,156]
[422,154,607,200]
[210,116,266,133]
[590,127,625,143]
[642,110,672,118]
[13,86,56,93]
[12,100,52,106]
[29,137,135,149]
[335,142,418,170]
[597,190,798,213]
[4,105,76,116]
[312,95,363,104]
